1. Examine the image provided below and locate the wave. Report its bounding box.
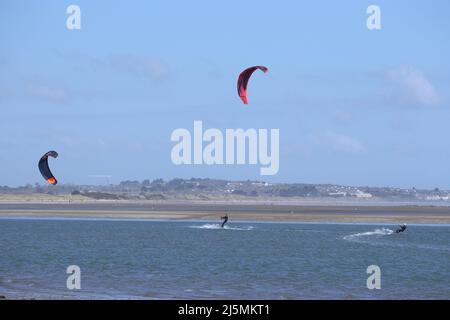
[189,224,254,231]
[343,228,450,252]
[343,228,394,240]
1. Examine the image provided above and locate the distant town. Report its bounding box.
[1,178,449,203]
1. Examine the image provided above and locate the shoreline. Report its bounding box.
[1,215,450,227]
[2,198,450,207]
[1,201,450,224]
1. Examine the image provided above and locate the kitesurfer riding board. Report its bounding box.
[221,215,228,228]
[395,224,407,233]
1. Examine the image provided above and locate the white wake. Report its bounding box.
[343,228,394,240]
[189,224,254,231]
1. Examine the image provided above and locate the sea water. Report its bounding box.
[0,218,448,299]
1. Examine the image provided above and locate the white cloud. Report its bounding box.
[26,84,67,103]
[0,82,67,103]
[56,136,77,147]
[0,87,14,99]
[313,132,365,154]
[57,51,169,81]
[109,54,168,81]
[386,66,441,106]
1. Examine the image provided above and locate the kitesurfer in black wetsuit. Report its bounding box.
[221,215,228,228]
[395,224,407,233]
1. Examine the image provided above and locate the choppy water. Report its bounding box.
[0,217,448,299]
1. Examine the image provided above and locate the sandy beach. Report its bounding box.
[1,197,450,224]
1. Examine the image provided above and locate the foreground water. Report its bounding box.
[0,218,448,299]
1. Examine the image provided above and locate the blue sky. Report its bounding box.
[1,0,449,188]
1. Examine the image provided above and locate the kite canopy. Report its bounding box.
[237,66,268,104]
[38,151,58,185]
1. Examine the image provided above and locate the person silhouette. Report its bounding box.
[395,224,407,233]
[221,214,228,228]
